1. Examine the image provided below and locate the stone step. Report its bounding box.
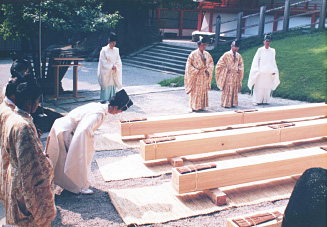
[153,45,193,54]
[158,42,195,51]
[124,57,185,71]
[123,59,185,75]
[139,52,188,62]
[132,55,186,68]
[144,48,190,58]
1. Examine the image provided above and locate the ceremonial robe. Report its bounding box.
[185,49,214,111]
[215,50,244,108]
[97,46,122,101]
[0,97,15,204]
[3,108,56,227]
[46,103,107,193]
[248,46,280,104]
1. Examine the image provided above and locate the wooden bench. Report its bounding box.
[52,57,85,99]
[172,147,327,194]
[121,103,327,137]
[140,118,327,161]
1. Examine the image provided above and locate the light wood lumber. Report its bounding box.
[203,188,227,205]
[172,147,327,194]
[140,118,327,161]
[167,157,184,167]
[121,103,327,137]
[226,207,285,227]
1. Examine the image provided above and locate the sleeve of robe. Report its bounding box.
[237,54,244,92]
[16,124,56,226]
[215,53,228,90]
[248,49,260,90]
[112,48,123,90]
[97,47,113,90]
[185,51,200,94]
[206,53,214,90]
[271,48,280,90]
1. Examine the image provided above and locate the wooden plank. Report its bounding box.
[121,111,243,136]
[167,157,184,167]
[203,188,227,205]
[140,118,327,161]
[226,207,285,227]
[121,103,327,137]
[172,147,327,194]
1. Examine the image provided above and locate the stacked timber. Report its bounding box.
[120,103,326,138]
[140,118,327,161]
[171,147,327,194]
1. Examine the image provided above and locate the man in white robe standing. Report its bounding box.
[46,89,133,194]
[97,32,123,103]
[248,34,280,105]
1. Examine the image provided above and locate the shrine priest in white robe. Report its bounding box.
[46,89,133,194]
[97,32,122,103]
[248,34,280,105]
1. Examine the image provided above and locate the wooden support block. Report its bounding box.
[140,118,327,161]
[121,103,327,137]
[226,207,285,227]
[167,157,184,167]
[172,147,327,194]
[203,188,227,206]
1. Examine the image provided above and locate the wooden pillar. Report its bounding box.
[209,11,213,32]
[73,60,78,97]
[54,66,59,99]
[273,12,278,32]
[236,12,243,40]
[214,15,221,47]
[197,9,203,30]
[311,13,317,28]
[283,0,291,32]
[258,5,266,38]
[179,10,183,37]
[319,0,326,29]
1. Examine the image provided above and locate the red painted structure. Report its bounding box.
[155,0,323,37]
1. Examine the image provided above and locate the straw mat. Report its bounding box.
[97,138,326,181]
[108,177,296,225]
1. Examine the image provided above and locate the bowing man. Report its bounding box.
[46,89,133,194]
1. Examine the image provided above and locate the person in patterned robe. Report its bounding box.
[3,82,56,226]
[215,39,244,108]
[185,37,214,112]
[0,79,18,205]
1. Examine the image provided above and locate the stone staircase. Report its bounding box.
[122,42,194,75]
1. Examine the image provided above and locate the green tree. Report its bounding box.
[0,0,121,48]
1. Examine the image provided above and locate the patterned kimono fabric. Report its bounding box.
[3,109,56,226]
[97,45,123,102]
[185,49,214,111]
[0,98,15,204]
[216,50,244,108]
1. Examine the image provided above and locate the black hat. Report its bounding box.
[264,33,271,41]
[232,39,240,47]
[109,89,133,111]
[197,36,208,45]
[108,32,117,42]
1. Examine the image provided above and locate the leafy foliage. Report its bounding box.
[0,0,121,42]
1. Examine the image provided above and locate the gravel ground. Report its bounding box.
[0,58,310,227]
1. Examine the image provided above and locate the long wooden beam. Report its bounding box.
[140,118,327,161]
[172,147,327,194]
[121,103,327,137]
